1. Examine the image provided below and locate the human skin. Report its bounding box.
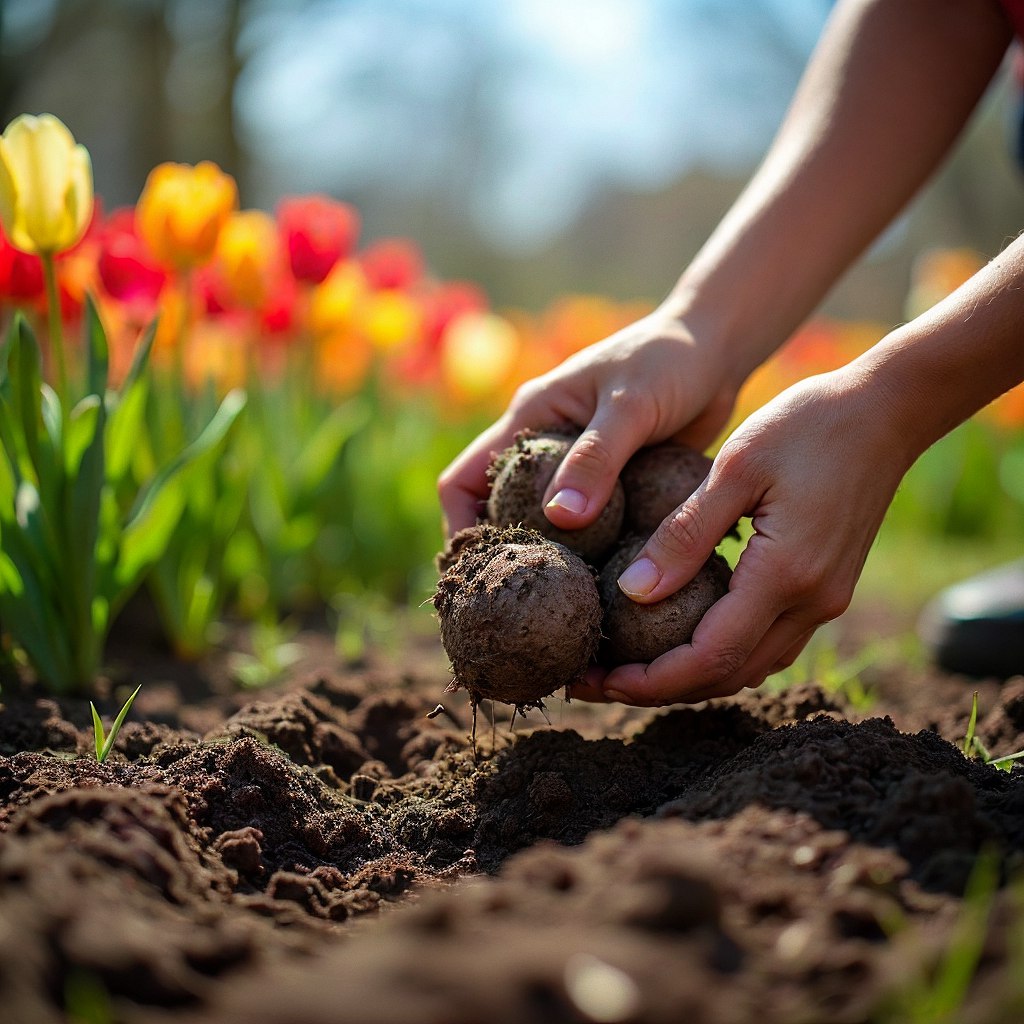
[437,0,1022,705]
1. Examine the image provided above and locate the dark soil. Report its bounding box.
[3,610,1024,1024]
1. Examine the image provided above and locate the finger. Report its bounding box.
[542,390,657,530]
[615,475,751,604]
[437,418,521,535]
[566,668,613,704]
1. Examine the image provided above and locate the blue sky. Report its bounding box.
[238,0,834,250]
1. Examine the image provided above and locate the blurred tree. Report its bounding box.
[0,0,249,205]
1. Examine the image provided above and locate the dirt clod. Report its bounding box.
[433,525,602,707]
[599,535,732,665]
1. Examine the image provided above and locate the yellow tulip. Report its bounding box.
[137,161,238,270]
[441,312,519,403]
[0,113,93,255]
[213,210,279,309]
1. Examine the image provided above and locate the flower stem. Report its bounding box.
[40,251,70,403]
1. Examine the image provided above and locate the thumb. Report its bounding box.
[616,473,748,604]
[542,400,654,529]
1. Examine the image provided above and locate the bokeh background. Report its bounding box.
[5,0,1024,317]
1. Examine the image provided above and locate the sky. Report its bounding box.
[236,0,834,251]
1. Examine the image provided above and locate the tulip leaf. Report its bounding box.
[121,317,158,393]
[10,316,44,484]
[105,374,149,486]
[292,397,371,500]
[65,393,107,648]
[84,295,109,399]
[114,389,245,594]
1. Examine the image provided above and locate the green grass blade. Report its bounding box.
[962,691,979,757]
[90,701,105,760]
[83,295,110,399]
[96,684,141,763]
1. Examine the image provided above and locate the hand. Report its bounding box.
[437,305,738,535]
[571,367,914,706]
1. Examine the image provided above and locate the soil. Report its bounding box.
[3,603,1024,1024]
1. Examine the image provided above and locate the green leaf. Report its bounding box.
[96,683,141,762]
[121,317,157,394]
[83,295,109,399]
[127,388,246,526]
[114,389,246,596]
[292,398,371,500]
[105,372,149,485]
[10,315,44,483]
[90,683,141,762]
[90,701,105,760]
[60,390,107,663]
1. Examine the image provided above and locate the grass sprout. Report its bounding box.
[876,850,1001,1023]
[961,690,1024,771]
[764,630,912,711]
[89,684,141,763]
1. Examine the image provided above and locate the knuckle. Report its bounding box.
[605,386,651,423]
[815,584,851,623]
[654,502,707,557]
[564,431,614,476]
[697,637,749,684]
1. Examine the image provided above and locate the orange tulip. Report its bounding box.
[136,161,237,271]
[212,210,280,310]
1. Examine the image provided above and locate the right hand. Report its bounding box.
[437,305,739,536]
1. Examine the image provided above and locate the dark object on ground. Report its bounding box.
[918,559,1024,679]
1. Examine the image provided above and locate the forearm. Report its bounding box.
[665,0,1012,392]
[851,231,1024,469]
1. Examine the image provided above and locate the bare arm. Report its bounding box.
[670,0,1013,394]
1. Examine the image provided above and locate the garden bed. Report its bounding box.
[2,609,1024,1024]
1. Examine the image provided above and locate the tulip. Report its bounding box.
[277,195,360,285]
[359,238,423,291]
[136,161,238,271]
[308,261,367,337]
[362,289,421,351]
[441,311,519,404]
[97,208,167,309]
[211,210,281,310]
[0,113,94,401]
[0,113,93,257]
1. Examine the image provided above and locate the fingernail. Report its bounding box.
[617,557,661,597]
[603,688,631,704]
[546,488,588,515]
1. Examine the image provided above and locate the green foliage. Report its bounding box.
[0,305,245,692]
[89,683,141,762]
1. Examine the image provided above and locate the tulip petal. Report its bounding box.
[65,144,94,245]
[0,139,19,242]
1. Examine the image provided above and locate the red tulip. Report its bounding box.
[359,238,423,291]
[97,208,167,306]
[0,226,45,303]
[277,195,360,285]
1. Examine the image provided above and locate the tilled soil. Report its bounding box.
[2,621,1024,1024]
